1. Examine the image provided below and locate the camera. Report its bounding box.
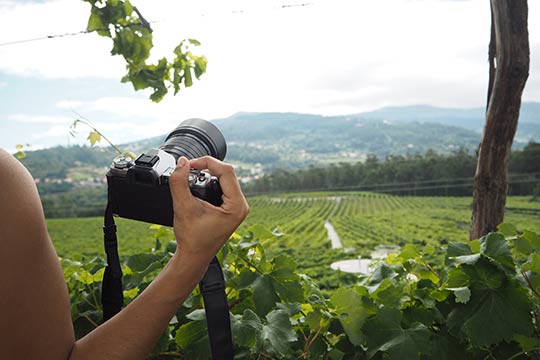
[106,118,227,227]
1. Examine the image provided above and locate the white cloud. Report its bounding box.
[56,100,84,109]
[10,113,73,124]
[0,0,539,138]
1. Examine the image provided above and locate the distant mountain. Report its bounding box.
[213,112,482,172]
[356,102,540,137]
[20,103,540,185]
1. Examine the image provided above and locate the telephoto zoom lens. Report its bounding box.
[159,118,227,161]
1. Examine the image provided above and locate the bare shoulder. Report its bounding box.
[0,148,46,244]
[0,149,75,359]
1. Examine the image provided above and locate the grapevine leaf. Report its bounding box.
[522,230,540,250]
[514,334,540,351]
[444,267,469,288]
[447,278,533,346]
[399,244,421,261]
[447,242,473,257]
[363,308,431,360]
[276,303,302,316]
[270,255,298,281]
[430,331,467,360]
[331,288,370,346]
[234,270,259,289]
[480,232,515,272]
[125,253,160,272]
[446,287,471,304]
[452,253,481,266]
[15,144,23,149]
[87,131,102,146]
[123,287,138,299]
[186,309,206,321]
[497,223,518,237]
[306,310,323,330]
[248,224,276,241]
[251,274,279,317]
[522,253,540,273]
[232,309,262,348]
[88,6,110,36]
[15,151,25,159]
[461,257,505,289]
[260,310,297,357]
[513,235,533,255]
[272,277,304,303]
[174,320,209,350]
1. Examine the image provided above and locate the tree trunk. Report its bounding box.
[470,0,529,240]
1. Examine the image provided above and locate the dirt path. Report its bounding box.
[325,197,342,249]
[324,219,342,249]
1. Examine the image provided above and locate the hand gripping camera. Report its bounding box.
[106,118,227,226]
[102,119,234,360]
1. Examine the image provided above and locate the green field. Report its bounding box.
[47,193,540,288]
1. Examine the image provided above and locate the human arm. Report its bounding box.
[0,147,248,360]
[70,156,249,359]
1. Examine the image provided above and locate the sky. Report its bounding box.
[0,0,539,152]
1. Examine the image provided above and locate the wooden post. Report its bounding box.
[470,0,529,239]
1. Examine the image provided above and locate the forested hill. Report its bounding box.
[18,102,540,184]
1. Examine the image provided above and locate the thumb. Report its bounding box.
[169,156,193,209]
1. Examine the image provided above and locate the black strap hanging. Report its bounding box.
[101,199,233,359]
[200,257,234,360]
[102,202,124,321]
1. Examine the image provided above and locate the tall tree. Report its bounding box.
[470,0,530,239]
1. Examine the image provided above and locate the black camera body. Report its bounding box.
[106,119,227,227]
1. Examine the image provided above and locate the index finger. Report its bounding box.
[189,156,244,201]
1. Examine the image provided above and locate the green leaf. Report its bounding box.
[125,253,160,272]
[522,230,540,250]
[480,232,515,272]
[331,288,370,346]
[305,310,323,330]
[260,310,297,357]
[88,6,110,36]
[363,308,431,360]
[447,242,473,258]
[87,131,102,146]
[399,244,421,261]
[15,144,23,149]
[522,253,540,273]
[183,68,193,88]
[234,270,259,289]
[430,331,467,360]
[123,287,138,299]
[232,309,262,348]
[251,274,279,317]
[272,277,304,303]
[461,257,505,289]
[14,151,25,159]
[447,278,533,346]
[498,223,518,236]
[270,255,298,281]
[514,334,540,351]
[452,253,481,265]
[248,224,276,241]
[175,320,207,348]
[446,287,471,304]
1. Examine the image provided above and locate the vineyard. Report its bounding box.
[47,193,540,289]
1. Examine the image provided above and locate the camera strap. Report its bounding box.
[101,200,234,359]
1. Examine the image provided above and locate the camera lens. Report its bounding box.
[159,119,227,161]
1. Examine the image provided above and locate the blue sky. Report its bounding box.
[1,0,539,152]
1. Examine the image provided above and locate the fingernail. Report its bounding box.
[178,157,188,168]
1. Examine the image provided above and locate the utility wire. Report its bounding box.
[0,2,313,48]
[0,29,95,47]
